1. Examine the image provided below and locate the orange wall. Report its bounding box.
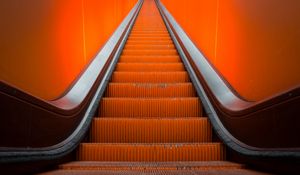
[161,0,300,101]
[0,0,137,100]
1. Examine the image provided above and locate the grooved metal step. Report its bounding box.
[59,161,244,171]
[115,63,184,72]
[119,55,181,63]
[124,44,175,50]
[105,83,196,97]
[99,98,202,118]
[111,72,190,83]
[90,117,211,143]
[78,143,225,161]
[122,49,177,56]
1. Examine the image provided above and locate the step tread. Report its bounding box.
[122,49,177,56]
[128,36,171,39]
[39,169,270,175]
[78,143,225,161]
[129,34,170,37]
[115,63,184,72]
[105,83,196,97]
[90,117,211,143]
[41,167,271,175]
[111,72,190,83]
[126,40,173,45]
[60,161,244,170]
[99,98,202,118]
[119,55,180,63]
[128,37,170,40]
[124,44,175,50]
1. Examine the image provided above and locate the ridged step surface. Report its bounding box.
[99,98,202,118]
[126,40,173,45]
[128,36,171,40]
[90,118,211,143]
[40,169,270,175]
[119,55,181,63]
[105,83,196,97]
[130,32,169,35]
[111,72,190,83]
[59,161,244,170]
[131,31,169,34]
[78,143,225,161]
[124,44,175,50]
[115,63,184,72]
[122,49,177,56]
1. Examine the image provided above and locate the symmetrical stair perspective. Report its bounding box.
[39,0,269,174]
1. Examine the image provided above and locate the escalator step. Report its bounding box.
[132,28,167,31]
[129,33,170,37]
[59,161,244,171]
[39,169,270,175]
[122,49,177,56]
[126,40,173,45]
[119,55,181,63]
[90,117,212,143]
[128,36,171,40]
[115,63,184,72]
[78,143,225,161]
[124,44,175,50]
[131,31,169,34]
[105,83,196,97]
[99,98,202,118]
[111,72,189,83]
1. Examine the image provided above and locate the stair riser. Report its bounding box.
[122,50,177,56]
[60,161,244,171]
[111,72,190,83]
[126,40,173,45]
[128,36,171,40]
[131,31,169,35]
[105,83,196,97]
[99,98,202,118]
[124,45,175,50]
[90,118,212,143]
[131,29,168,31]
[78,144,225,161]
[129,34,170,37]
[119,56,181,63]
[115,63,184,72]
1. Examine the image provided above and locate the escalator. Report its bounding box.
[38,0,268,174]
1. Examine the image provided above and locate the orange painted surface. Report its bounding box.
[0,0,137,100]
[161,0,300,101]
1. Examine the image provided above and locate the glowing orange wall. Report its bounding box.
[161,0,300,101]
[0,0,137,100]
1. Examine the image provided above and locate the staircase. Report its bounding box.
[39,0,269,174]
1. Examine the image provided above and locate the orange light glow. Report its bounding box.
[0,0,137,100]
[161,0,300,101]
